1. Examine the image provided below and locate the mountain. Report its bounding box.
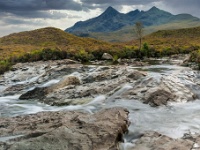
[65,6,200,42]
[66,6,129,33]
[66,6,174,33]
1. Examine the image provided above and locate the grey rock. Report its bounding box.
[144,89,175,107]
[19,75,81,100]
[0,108,129,150]
[132,132,194,150]
[102,53,113,60]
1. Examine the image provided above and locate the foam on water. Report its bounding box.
[104,99,200,140]
[40,79,60,87]
[0,135,24,142]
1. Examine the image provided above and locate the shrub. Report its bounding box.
[0,60,12,74]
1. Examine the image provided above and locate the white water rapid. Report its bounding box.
[1,63,200,149]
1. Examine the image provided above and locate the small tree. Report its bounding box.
[134,22,144,51]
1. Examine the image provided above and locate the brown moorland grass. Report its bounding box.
[131,26,200,55]
[1,26,200,74]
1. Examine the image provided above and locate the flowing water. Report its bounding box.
[1,63,200,149]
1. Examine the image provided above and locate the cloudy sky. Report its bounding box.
[0,0,199,37]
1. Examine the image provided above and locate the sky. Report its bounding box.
[0,0,200,37]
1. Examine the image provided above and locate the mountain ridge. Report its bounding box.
[65,6,200,41]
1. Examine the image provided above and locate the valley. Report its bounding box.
[1,4,200,150]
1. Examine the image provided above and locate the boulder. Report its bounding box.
[19,87,47,100]
[122,74,196,107]
[49,75,81,91]
[19,75,80,100]
[127,70,147,80]
[132,132,194,150]
[144,89,175,107]
[102,53,113,60]
[0,108,129,150]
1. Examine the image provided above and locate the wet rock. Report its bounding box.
[144,89,175,107]
[127,71,147,80]
[1,59,82,95]
[122,72,196,106]
[3,84,27,96]
[19,87,47,100]
[3,58,197,107]
[132,132,194,150]
[119,59,149,66]
[49,75,81,91]
[161,75,196,103]
[102,53,113,60]
[19,75,81,100]
[17,65,145,106]
[0,108,129,150]
[43,76,130,106]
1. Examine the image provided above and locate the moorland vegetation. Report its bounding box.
[1,26,200,74]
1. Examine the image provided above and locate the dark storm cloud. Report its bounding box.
[1,10,80,19]
[1,17,46,26]
[81,0,162,10]
[0,0,162,17]
[81,0,161,6]
[0,0,82,11]
[0,0,83,19]
[0,0,200,18]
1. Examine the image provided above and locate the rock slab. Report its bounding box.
[0,107,129,150]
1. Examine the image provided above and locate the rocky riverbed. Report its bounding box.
[1,57,200,149]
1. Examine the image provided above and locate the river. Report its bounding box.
[1,60,200,149]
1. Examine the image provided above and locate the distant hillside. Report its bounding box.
[139,26,200,52]
[65,6,200,42]
[90,21,200,42]
[147,26,200,38]
[0,27,115,61]
[0,27,123,74]
[0,27,111,47]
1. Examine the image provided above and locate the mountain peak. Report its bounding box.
[148,6,160,12]
[103,6,119,15]
[106,6,116,11]
[127,9,140,16]
[65,6,200,36]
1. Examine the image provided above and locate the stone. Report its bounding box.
[127,71,147,80]
[0,108,129,150]
[49,75,81,91]
[102,53,113,60]
[19,87,47,100]
[132,132,194,150]
[19,75,81,100]
[144,89,175,107]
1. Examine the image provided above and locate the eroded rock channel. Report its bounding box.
[1,58,200,149]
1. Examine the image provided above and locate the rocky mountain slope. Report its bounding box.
[65,6,200,41]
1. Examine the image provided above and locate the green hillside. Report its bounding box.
[143,26,200,48]
[90,21,200,42]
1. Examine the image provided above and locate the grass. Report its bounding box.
[1,26,200,74]
[141,26,200,53]
[89,21,200,42]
